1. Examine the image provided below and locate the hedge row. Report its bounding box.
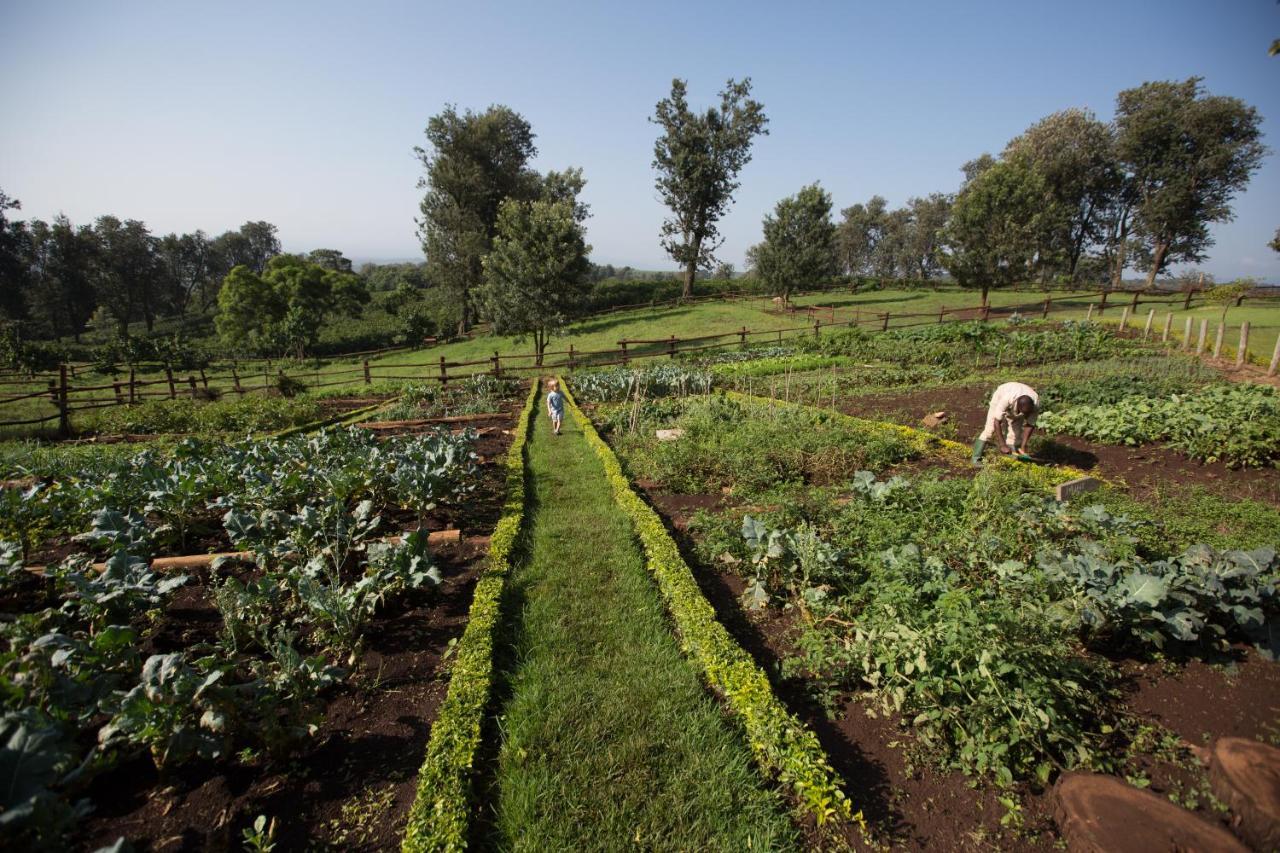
[401,378,538,853]
[561,377,861,829]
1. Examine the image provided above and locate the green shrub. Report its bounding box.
[80,396,322,436]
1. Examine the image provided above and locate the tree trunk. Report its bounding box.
[1142,242,1167,292]
[980,285,989,308]
[682,259,696,300]
[1109,212,1129,292]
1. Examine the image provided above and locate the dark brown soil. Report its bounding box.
[631,475,1280,851]
[6,410,519,852]
[829,384,1280,506]
[77,539,487,852]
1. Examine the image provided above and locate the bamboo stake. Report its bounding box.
[1213,323,1225,359]
[1182,317,1193,350]
[1143,309,1155,340]
[1162,312,1173,343]
[1195,319,1208,355]
[1236,322,1250,368]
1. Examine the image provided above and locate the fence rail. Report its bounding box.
[3,286,1277,435]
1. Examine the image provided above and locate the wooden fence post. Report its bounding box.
[568,344,576,370]
[739,326,748,348]
[1195,319,1208,355]
[1182,317,1193,350]
[1162,312,1173,343]
[200,368,209,390]
[1042,296,1051,319]
[814,322,821,340]
[113,382,124,404]
[1143,309,1155,340]
[188,375,198,398]
[1236,322,1250,368]
[668,336,678,358]
[362,360,371,385]
[231,365,243,395]
[1213,323,1225,359]
[620,341,629,365]
[57,364,69,437]
[881,313,890,332]
[128,368,137,404]
[1086,304,1094,322]
[439,355,448,386]
[939,305,946,324]
[165,368,176,399]
[1119,305,1131,330]
[492,352,501,377]
[1268,333,1279,377]
[981,304,991,322]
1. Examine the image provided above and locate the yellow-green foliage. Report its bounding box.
[401,379,538,853]
[562,378,860,829]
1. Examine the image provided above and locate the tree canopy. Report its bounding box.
[651,78,768,299]
[748,183,838,304]
[1115,78,1267,289]
[480,197,591,365]
[942,160,1049,305]
[416,105,540,335]
[215,254,370,358]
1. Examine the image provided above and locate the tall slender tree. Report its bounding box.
[651,78,768,298]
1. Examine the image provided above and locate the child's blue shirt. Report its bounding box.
[547,390,565,415]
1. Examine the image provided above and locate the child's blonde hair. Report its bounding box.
[545,379,558,391]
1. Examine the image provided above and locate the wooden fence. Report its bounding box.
[4,286,1278,435]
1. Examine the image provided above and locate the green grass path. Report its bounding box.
[485,404,796,851]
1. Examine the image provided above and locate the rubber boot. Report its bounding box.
[971,439,987,466]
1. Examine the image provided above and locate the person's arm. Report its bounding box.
[1018,424,1035,455]
[993,415,1012,453]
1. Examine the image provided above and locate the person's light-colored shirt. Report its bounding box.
[547,390,565,416]
[986,382,1039,426]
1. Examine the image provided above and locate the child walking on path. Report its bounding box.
[545,379,565,435]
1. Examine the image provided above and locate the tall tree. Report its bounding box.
[25,216,98,341]
[94,216,161,335]
[1115,78,1267,290]
[1003,108,1119,282]
[158,231,217,320]
[211,221,280,275]
[747,183,838,305]
[416,105,539,335]
[836,195,887,276]
[651,78,768,298]
[0,191,30,321]
[1269,227,1280,254]
[942,160,1049,306]
[902,193,953,280]
[479,197,590,366]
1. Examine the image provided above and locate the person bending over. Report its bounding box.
[972,381,1039,465]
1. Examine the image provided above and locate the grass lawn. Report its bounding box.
[485,401,796,850]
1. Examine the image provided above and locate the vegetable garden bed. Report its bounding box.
[575,379,1279,851]
[1,386,527,851]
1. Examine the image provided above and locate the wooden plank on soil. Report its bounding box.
[1055,476,1102,502]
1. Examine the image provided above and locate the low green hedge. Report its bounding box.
[562,378,860,829]
[401,379,537,853]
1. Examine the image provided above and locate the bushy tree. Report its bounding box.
[1116,78,1267,289]
[748,183,838,304]
[1003,108,1119,282]
[479,197,590,365]
[651,78,768,298]
[836,195,888,276]
[215,255,369,357]
[94,216,161,335]
[942,160,1049,306]
[416,105,540,335]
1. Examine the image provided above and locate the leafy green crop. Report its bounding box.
[1039,383,1280,467]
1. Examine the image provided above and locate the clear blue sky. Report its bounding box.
[2,0,1278,281]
